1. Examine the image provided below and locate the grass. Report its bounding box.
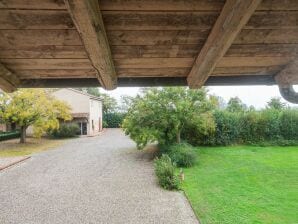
[0,137,68,157]
[182,146,298,224]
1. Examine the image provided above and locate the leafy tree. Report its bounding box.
[122,87,215,149]
[0,89,71,143]
[100,93,117,114]
[119,95,135,113]
[267,97,287,110]
[226,97,247,113]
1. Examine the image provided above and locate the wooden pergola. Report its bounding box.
[0,0,297,103]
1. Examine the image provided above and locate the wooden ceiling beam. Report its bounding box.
[0,62,20,92]
[187,0,262,88]
[64,0,117,90]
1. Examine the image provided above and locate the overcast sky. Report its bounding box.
[101,85,298,109]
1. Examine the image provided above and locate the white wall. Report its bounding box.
[89,99,103,135]
[52,89,90,114]
[52,89,103,136]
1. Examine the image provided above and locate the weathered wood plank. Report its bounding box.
[227,44,298,57]
[103,11,218,31]
[2,29,298,49]
[116,66,282,77]
[65,0,117,89]
[0,46,87,59]
[116,68,189,77]
[113,57,290,69]
[1,59,93,70]
[102,11,298,30]
[111,44,298,59]
[15,66,282,79]
[1,0,297,11]
[213,66,283,75]
[0,30,82,47]
[109,29,298,45]
[0,10,74,29]
[235,29,298,44]
[1,57,289,71]
[1,10,297,30]
[111,45,202,59]
[0,0,66,9]
[188,0,262,88]
[0,62,20,92]
[108,30,210,46]
[100,0,298,11]
[17,69,96,79]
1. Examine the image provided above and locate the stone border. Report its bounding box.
[0,156,31,171]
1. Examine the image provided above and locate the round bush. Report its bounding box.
[166,143,197,168]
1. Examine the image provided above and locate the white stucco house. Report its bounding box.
[52,88,103,136]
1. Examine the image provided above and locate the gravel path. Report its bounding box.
[0,129,198,224]
[0,156,30,170]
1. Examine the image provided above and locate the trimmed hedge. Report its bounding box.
[48,123,80,138]
[183,108,298,146]
[0,130,20,141]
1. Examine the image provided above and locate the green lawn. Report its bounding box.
[0,137,68,157]
[182,146,298,224]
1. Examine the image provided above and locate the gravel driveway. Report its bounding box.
[0,129,198,224]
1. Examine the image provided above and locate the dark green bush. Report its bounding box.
[209,110,241,145]
[279,109,298,140]
[166,143,197,167]
[103,112,125,128]
[48,123,80,138]
[0,130,20,141]
[154,154,180,190]
[183,108,298,147]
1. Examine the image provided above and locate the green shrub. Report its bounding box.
[0,130,20,141]
[210,110,241,145]
[166,143,197,167]
[154,154,180,190]
[279,109,298,140]
[103,112,125,128]
[48,123,80,138]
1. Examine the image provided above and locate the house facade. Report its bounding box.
[52,88,103,136]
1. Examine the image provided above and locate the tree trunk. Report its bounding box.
[20,126,27,144]
[176,130,181,144]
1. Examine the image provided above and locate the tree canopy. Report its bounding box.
[0,89,71,143]
[122,87,216,149]
[226,97,247,113]
[267,97,287,110]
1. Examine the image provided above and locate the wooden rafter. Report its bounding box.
[187,0,262,88]
[0,62,20,92]
[64,0,117,90]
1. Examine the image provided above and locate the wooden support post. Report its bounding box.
[187,0,262,88]
[0,63,20,92]
[64,0,117,90]
[275,60,298,104]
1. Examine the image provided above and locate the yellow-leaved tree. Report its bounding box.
[0,89,72,143]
